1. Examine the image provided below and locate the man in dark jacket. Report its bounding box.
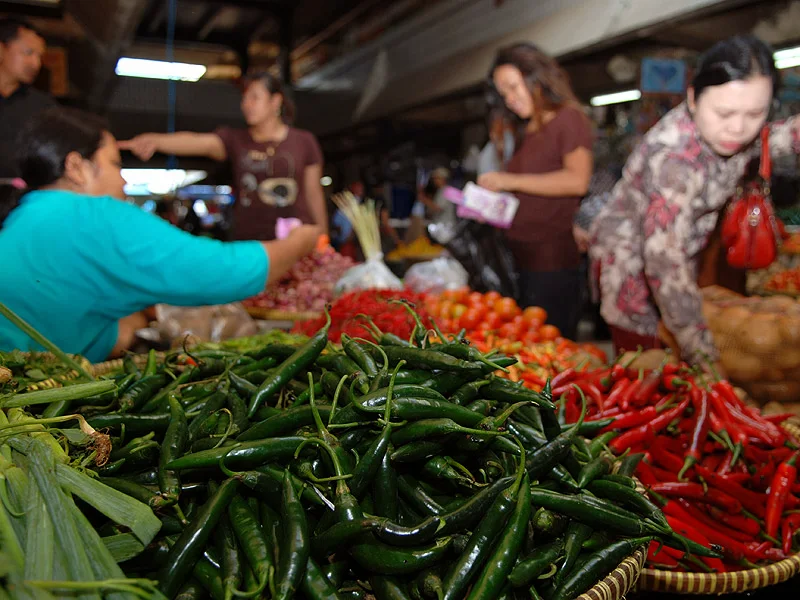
[0,17,54,179]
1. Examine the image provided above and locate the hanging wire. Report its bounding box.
[166,0,178,170]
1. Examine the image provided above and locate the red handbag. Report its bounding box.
[721,127,786,270]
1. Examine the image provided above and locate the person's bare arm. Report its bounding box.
[119,132,227,162]
[478,147,593,197]
[303,163,328,234]
[261,225,322,287]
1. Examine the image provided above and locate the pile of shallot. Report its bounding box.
[242,247,357,313]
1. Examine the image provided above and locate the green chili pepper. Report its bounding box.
[482,377,555,411]
[577,456,614,488]
[143,367,198,414]
[167,436,308,471]
[527,489,667,538]
[217,511,243,600]
[464,473,532,600]
[238,405,333,441]
[555,521,593,586]
[551,537,651,600]
[587,479,669,529]
[350,536,452,576]
[616,453,645,477]
[115,373,167,413]
[390,418,506,447]
[370,576,413,600]
[248,310,331,417]
[587,432,618,459]
[300,556,342,600]
[442,442,526,600]
[508,539,564,588]
[397,475,446,516]
[599,474,637,488]
[228,494,272,596]
[158,477,241,599]
[342,334,380,378]
[275,470,310,600]
[390,441,446,463]
[157,396,187,506]
[373,452,398,521]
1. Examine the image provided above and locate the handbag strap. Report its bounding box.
[760,126,771,181]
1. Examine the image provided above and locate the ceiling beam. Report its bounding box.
[291,0,382,60]
[0,0,63,19]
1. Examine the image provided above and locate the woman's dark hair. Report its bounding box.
[488,42,584,144]
[0,107,108,227]
[692,35,779,100]
[241,71,296,125]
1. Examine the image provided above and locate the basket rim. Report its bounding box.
[578,547,646,600]
[636,421,800,594]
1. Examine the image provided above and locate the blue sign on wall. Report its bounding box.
[640,58,687,95]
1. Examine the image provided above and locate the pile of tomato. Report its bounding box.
[423,288,561,344]
[424,288,607,392]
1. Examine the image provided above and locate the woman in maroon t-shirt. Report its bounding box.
[477,43,593,340]
[120,73,327,241]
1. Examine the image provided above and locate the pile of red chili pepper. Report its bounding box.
[292,288,431,343]
[554,360,800,572]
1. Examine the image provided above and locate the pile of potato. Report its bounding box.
[702,286,800,404]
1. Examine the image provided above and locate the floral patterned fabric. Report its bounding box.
[589,103,800,364]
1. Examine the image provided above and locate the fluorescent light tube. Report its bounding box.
[590,89,642,107]
[115,57,207,82]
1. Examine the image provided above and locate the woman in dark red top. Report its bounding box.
[121,72,327,241]
[478,43,593,340]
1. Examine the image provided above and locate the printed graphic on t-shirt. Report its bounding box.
[237,150,298,208]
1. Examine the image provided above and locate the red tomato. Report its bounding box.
[494,298,521,321]
[459,308,484,331]
[539,324,561,341]
[523,306,547,324]
[467,292,485,306]
[483,291,502,304]
[484,312,503,330]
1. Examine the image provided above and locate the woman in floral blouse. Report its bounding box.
[590,35,800,371]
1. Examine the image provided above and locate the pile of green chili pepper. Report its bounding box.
[1,307,723,600]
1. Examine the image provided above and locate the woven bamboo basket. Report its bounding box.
[14,352,93,391]
[92,352,165,377]
[244,307,321,322]
[636,421,800,594]
[576,547,647,600]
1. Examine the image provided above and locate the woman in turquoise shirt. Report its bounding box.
[0,108,321,362]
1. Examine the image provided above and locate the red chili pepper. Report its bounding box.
[678,388,710,480]
[663,362,682,377]
[752,462,777,492]
[648,541,680,568]
[618,378,642,411]
[649,398,691,433]
[694,465,766,519]
[662,512,731,568]
[766,452,800,538]
[676,500,753,543]
[600,406,658,434]
[610,363,627,381]
[655,393,675,410]
[765,413,795,425]
[662,375,690,392]
[651,482,742,513]
[707,507,761,537]
[649,445,686,475]
[631,365,667,407]
[649,462,680,482]
[609,423,655,454]
[701,453,724,472]
[635,461,660,486]
[550,367,577,389]
[721,472,751,485]
[781,513,800,555]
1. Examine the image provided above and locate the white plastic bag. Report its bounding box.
[151,303,259,347]
[334,256,403,296]
[405,257,468,294]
